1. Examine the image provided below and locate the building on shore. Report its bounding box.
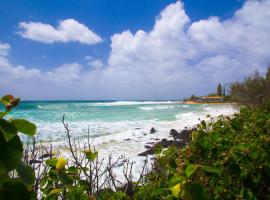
[199,96,224,103]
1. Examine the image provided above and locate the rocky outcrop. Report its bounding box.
[138,139,183,156]
[150,127,157,134]
[138,128,196,156]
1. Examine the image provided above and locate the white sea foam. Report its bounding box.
[92,101,174,106]
[139,105,175,110]
[182,105,190,108]
[24,103,237,181]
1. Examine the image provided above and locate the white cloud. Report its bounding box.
[18,19,102,45]
[87,59,104,70]
[1,0,270,100]
[47,63,82,82]
[0,42,10,56]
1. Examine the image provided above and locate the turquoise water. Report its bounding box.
[4,100,235,176]
[5,101,235,144]
[11,100,203,123]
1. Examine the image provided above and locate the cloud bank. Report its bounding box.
[18,19,102,44]
[1,0,270,100]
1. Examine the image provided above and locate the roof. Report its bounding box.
[201,96,223,99]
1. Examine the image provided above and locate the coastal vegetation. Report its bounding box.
[184,83,227,103]
[0,68,269,199]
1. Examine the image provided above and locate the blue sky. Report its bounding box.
[0,0,269,100]
[1,0,244,69]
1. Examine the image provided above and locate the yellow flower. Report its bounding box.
[171,183,181,198]
[56,156,67,170]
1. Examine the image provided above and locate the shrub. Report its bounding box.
[0,95,37,199]
[138,107,270,199]
[230,68,270,108]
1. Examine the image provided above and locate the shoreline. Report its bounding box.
[182,101,234,105]
[21,104,238,191]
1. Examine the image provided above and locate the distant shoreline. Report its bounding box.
[182,101,234,105]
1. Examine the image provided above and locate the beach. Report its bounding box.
[11,101,237,179]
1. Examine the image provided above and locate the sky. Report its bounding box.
[0,0,269,100]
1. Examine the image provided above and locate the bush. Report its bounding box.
[0,95,37,199]
[137,107,270,199]
[230,67,270,108]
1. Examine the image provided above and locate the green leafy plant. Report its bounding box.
[40,156,90,200]
[0,94,37,199]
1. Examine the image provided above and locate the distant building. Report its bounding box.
[199,96,224,103]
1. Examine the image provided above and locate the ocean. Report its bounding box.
[7,100,235,176]
[9,101,235,176]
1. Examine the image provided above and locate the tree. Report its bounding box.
[266,66,270,96]
[222,85,226,96]
[230,69,269,107]
[217,83,222,96]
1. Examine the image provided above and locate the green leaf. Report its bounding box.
[201,120,207,129]
[249,149,259,159]
[200,165,220,174]
[83,150,98,161]
[0,161,9,186]
[46,158,58,167]
[16,161,35,187]
[0,134,23,170]
[47,188,61,197]
[0,119,18,142]
[185,164,197,178]
[2,179,36,200]
[67,166,78,175]
[11,119,36,136]
[0,95,14,106]
[0,112,6,119]
[185,181,207,200]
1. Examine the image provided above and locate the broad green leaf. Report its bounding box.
[249,149,259,159]
[47,188,61,197]
[0,112,6,119]
[199,137,211,150]
[46,158,58,167]
[2,179,36,200]
[83,149,98,161]
[0,161,9,186]
[16,161,35,187]
[185,164,197,178]
[200,165,220,174]
[0,134,23,170]
[168,174,185,187]
[201,120,207,129]
[0,119,18,142]
[67,166,78,175]
[185,181,207,200]
[11,119,36,136]
[0,95,14,106]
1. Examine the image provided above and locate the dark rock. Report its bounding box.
[124,138,131,141]
[170,128,195,143]
[144,145,152,149]
[139,127,197,156]
[170,129,179,135]
[138,139,183,156]
[138,148,155,156]
[146,142,155,145]
[150,127,157,134]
